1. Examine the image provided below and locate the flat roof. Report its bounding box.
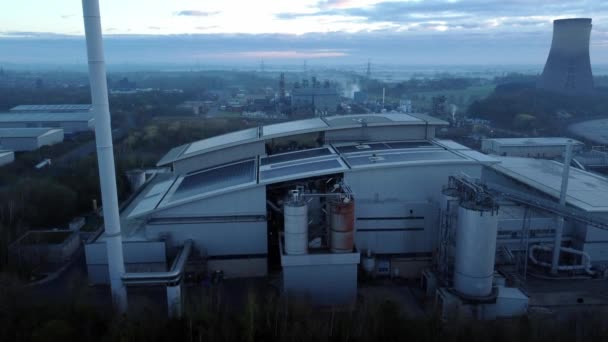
[157,113,448,166]
[0,112,93,122]
[484,137,583,147]
[491,156,608,212]
[10,104,92,112]
[0,128,63,138]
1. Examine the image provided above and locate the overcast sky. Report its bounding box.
[1,0,607,66]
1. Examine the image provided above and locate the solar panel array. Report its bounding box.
[128,178,175,218]
[333,141,433,154]
[261,147,333,166]
[260,159,344,181]
[169,159,256,202]
[344,150,463,167]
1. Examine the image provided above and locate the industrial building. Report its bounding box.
[538,18,594,94]
[0,128,64,151]
[10,104,92,113]
[0,150,14,166]
[291,78,339,115]
[481,137,584,158]
[0,112,94,134]
[83,113,608,318]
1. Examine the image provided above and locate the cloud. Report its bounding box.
[196,26,218,31]
[148,26,162,30]
[276,0,598,34]
[175,10,220,17]
[318,0,356,10]
[60,14,75,20]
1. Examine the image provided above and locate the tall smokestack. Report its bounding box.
[82,0,127,313]
[538,18,594,95]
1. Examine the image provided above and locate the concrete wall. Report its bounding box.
[355,201,438,254]
[344,164,481,257]
[281,250,360,305]
[85,241,167,284]
[145,220,267,257]
[207,257,267,278]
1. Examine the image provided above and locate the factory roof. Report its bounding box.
[0,112,93,122]
[0,128,63,138]
[491,156,608,212]
[157,113,448,166]
[10,104,92,112]
[127,138,492,220]
[484,137,583,147]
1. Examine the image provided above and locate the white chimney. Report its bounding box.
[81,0,127,312]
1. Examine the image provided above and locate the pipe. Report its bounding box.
[267,200,282,213]
[81,0,127,313]
[551,140,573,274]
[122,239,193,286]
[530,244,594,275]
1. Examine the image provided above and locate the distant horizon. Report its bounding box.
[1,1,607,67]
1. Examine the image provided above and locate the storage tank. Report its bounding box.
[284,192,308,255]
[126,169,146,191]
[362,249,376,275]
[453,203,499,297]
[330,197,355,253]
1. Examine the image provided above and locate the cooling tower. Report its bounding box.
[538,18,594,95]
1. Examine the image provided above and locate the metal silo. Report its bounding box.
[453,203,499,297]
[330,197,355,253]
[284,191,309,255]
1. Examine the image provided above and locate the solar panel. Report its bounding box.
[334,143,391,154]
[261,148,333,165]
[260,159,344,181]
[144,179,174,198]
[169,160,256,202]
[128,195,164,218]
[385,141,433,149]
[345,150,463,167]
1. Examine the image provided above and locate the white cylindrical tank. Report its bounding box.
[362,249,376,274]
[330,198,355,253]
[126,169,146,191]
[284,199,308,255]
[453,204,499,297]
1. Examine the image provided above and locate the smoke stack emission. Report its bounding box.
[81,0,128,313]
[538,18,594,95]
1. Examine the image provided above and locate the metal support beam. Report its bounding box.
[551,141,573,275]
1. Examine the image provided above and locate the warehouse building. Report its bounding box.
[0,128,64,151]
[0,112,94,134]
[84,113,608,318]
[481,137,584,158]
[0,150,14,166]
[10,104,92,113]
